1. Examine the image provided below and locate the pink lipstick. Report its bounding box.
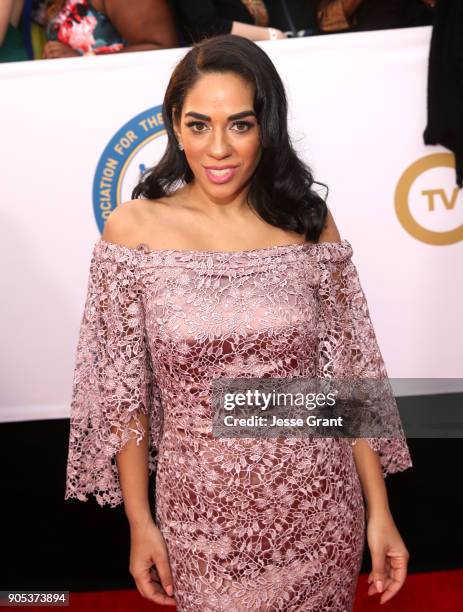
[203,165,239,184]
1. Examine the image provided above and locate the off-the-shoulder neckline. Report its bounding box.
[96,237,352,257]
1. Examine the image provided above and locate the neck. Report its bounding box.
[183,180,254,219]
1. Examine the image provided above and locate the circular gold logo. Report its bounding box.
[394,153,463,245]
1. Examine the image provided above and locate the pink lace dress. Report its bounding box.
[64,237,412,611]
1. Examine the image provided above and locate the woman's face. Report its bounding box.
[173,72,262,201]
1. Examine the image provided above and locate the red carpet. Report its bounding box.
[353,569,463,610]
[25,569,463,610]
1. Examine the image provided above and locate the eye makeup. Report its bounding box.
[185,120,255,133]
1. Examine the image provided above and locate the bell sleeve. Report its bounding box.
[315,240,413,477]
[64,239,163,508]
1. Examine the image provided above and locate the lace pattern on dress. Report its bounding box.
[64,242,163,507]
[65,237,411,512]
[315,243,412,476]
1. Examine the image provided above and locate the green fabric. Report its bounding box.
[31,23,46,59]
[0,23,28,63]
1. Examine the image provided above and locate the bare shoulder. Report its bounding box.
[318,208,342,243]
[101,199,166,248]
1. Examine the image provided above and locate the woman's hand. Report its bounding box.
[129,519,176,606]
[366,510,410,605]
[273,29,287,39]
[42,41,80,59]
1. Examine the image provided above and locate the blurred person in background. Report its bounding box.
[316,0,435,34]
[0,0,28,62]
[43,0,178,59]
[266,0,319,37]
[30,0,49,58]
[172,0,288,44]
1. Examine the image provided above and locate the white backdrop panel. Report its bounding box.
[1,26,462,422]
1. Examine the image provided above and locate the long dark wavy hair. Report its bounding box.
[132,34,328,242]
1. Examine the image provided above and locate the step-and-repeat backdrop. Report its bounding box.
[1,26,462,422]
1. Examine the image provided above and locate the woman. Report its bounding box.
[43,0,177,59]
[316,0,435,34]
[173,0,287,44]
[64,34,413,610]
[0,0,28,62]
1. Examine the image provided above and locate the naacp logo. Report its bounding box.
[394,153,463,245]
[93,105,166,232]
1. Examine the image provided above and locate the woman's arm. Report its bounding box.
[352,439,390,520]
[177,0,286,42]
[318,211,395,521]
[113,412,152,526]
[101,207,175,606]
[318,207,342,242]
[104,0,178,52]
[0,0,15,46]
[317,0,364,32]
[231,21,286,41]
[353,440,409,604]
[102,205,155,526]
[317,209,410,604]
[42,0,178,58]
[112,393,175,606]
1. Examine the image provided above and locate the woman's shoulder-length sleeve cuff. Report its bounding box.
[311,238,354,263]
[64,238,163,508]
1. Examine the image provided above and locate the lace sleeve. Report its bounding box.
[64,240,163,508]
[315,240,413,477]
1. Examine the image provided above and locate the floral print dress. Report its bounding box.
[46,0,125,55]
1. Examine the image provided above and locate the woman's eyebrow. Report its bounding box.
[184,110,256,121]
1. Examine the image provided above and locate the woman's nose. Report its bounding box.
[208,129,232,158]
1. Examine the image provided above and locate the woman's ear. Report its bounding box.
[172,107,180,140]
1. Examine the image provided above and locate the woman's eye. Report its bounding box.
[185,120,254,133]
[186,121,208,133]
[232,121,253,132]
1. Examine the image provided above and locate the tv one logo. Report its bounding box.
[394,153,463,245]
